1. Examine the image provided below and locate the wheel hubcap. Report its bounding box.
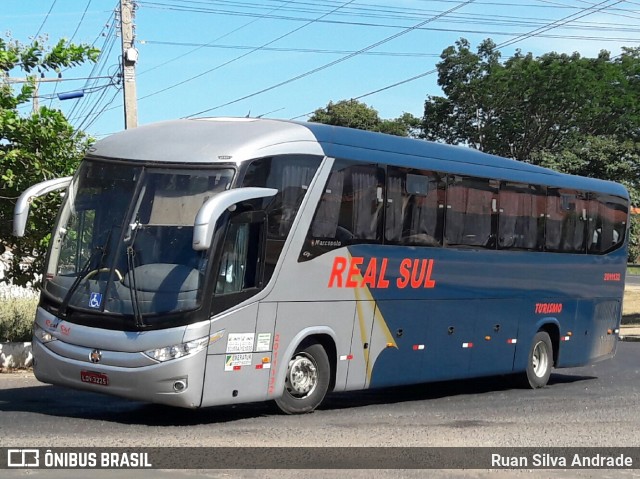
[532,341,548,378]
[285,353,318,398]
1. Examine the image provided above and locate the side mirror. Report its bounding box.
[13,176,73,237]
[192,187,277,251]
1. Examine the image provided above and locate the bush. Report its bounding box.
[0,297,37,342]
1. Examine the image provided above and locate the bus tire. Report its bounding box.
[522,331,553,388]
[274,342,330,414]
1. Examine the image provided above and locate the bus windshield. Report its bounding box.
[43,159,234,322]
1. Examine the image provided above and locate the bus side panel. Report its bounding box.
[367,299,520,388]
[557,299,620,367]
[468,300,520,377]
[369,300,473,387]
[343,300,373,392]
[202,303,271,407]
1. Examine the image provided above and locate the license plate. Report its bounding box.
[80,370,109,386]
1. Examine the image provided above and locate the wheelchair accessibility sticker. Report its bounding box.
[89,292,103,309]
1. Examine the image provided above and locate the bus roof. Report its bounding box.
[89,117,628,198]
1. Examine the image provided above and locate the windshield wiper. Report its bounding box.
[125,218,145,328]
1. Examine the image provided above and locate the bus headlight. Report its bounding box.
[144,336,209,362]
[34,324,57,344]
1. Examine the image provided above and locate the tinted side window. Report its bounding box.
[546,189,588,253]
[498,183,546,251]
[242,155,322,239]
[242,155,322,278]
[445,176,498,248]
[386,167,445,246]
[301,161,384,260]
[587,194,628,254]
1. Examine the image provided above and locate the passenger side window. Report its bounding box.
[386,167,445,246]
[587,194,628,254]
[445,176,499,249]
[242,155,322,280]
[546,189,588,253]
[498,183,545,251]
[301,161,384,260]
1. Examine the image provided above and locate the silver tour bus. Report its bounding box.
[14,118,629,414]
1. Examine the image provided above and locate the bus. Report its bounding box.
[13,117,629,414]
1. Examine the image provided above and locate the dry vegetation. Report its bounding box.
[623,287,640,324]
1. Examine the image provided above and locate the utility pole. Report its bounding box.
[120,0,138,129]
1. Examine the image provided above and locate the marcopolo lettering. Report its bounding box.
[328,256,436,289]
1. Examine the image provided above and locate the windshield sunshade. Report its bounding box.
[43,160,234,323]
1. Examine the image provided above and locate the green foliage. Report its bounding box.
[422,40,640,160]
[0,36,98,286]
[0,296,37,342]
[532,137,640,261]
[422,39,640,260]
[309,100,420,137]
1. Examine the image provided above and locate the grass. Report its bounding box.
[627,265,640,276]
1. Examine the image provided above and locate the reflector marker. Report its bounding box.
[462,342,473,348]
[233,366,241,371]
[560,336,571,342]
[507,338,517,344]
[256,364,271,369]
[413,344,425,350]
[339,354,354,361]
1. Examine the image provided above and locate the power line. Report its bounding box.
[290,0,629,119]
[131,0,359,102]
[140,40,442,57]
[50,0,94,105]
[185,0,478,118]
[138,0,640,26]
[34,0,59,38]
[138,0,301,76]
[496,0,627,49]
[70,0,94,42]
[133,0,640,105]
[67,10,120,127]
[37,82,117,101]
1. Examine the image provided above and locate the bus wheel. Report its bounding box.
[522,331,553,388]
[275,342,330,414]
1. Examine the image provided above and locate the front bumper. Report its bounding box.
[33,338,206,408]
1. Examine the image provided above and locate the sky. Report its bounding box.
[3,0,640,139]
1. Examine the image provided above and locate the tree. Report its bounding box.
[309,99,419,137]
[1,37,99,286]
[422,39,640,160]
[533,136,640,261]
[422,39,640,260]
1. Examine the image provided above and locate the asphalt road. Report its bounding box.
[1,343,639,478]
[627,275,640,286]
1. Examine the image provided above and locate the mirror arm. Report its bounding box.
[13,177,73,237]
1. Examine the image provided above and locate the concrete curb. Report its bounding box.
[0,342,33,369]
